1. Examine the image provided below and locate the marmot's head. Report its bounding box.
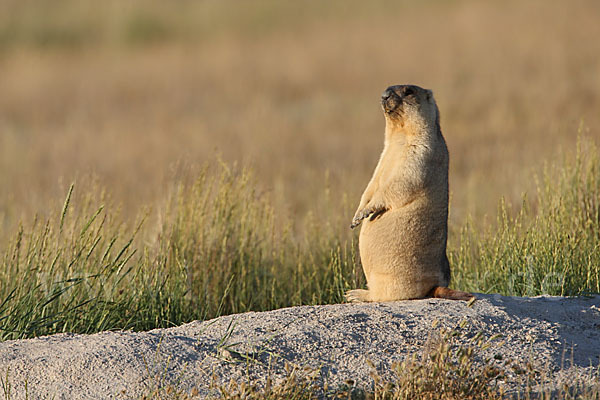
[381,85,440,135]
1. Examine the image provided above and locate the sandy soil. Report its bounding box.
[0,294,598,399]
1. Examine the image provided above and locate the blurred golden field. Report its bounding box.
[1,0,599,235]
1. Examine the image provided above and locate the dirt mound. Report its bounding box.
[1,294,598,399]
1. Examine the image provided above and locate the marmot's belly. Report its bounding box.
[359,209,446,290]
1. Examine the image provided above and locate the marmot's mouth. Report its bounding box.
[384,108,403,119]
[381,93,402,116]
[382,102,403,118]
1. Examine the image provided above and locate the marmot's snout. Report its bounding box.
[381,87,402,114]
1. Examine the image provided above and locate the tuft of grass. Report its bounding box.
[0,183,142,340]
[0,165,361,340]
[451,138,600,297]
[212,363,322,400]
[149,164,360,320]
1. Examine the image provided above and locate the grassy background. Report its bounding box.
[0,141,598,342]
[0,0,599,341]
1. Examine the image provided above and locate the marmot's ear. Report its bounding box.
[425,89,433,101]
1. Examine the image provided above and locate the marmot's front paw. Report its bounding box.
[350,212,367,229]
[351,204,386,229]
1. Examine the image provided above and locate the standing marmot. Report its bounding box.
[346,85,473,302]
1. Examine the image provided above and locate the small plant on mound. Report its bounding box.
[212,363,322,400]
[357,322,505,400]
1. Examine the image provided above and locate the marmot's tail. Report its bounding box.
[429,286,474,301]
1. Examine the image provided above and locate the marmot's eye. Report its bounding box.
[403,88,414,96]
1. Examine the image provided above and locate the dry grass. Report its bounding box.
[451,138,600,296]
[1,0,599,238]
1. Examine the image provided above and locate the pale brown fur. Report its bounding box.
[346,85,474,302]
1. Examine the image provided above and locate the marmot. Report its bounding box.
[346,85,473,302]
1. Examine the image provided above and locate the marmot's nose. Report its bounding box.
[381,88,394,101]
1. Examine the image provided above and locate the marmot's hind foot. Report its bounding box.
[345,289,370,303]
